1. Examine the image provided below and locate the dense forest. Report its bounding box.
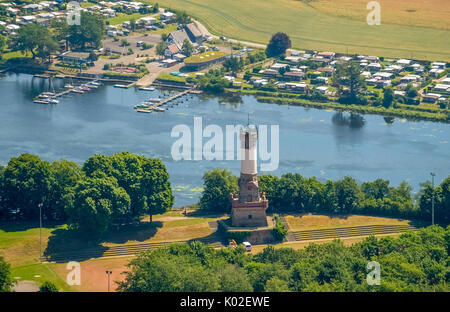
[118,225,450,292]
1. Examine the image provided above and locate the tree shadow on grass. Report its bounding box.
[44,221,163,263]
[0,220,65,233]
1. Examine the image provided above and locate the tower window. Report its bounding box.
[245,132,249,149]
[248,215,252,219]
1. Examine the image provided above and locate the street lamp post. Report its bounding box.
[430,172,436,225]
[106,270,112,292]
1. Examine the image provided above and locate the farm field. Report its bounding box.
[154,0,450,61]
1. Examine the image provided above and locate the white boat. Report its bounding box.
[152,107,165,112]
[147,98,161,103]
[37,94,50,99]
[71,88,84,94]
[89,81,101,86]
[139,87,155,91]
[135,103,151,108]
[64,84,74,89]
[114,84,128,88]
[48,99,59,104]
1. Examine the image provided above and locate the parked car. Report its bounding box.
[243,241,252,252]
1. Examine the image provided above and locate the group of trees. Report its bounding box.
[199,169,450,224]
[118,225,450,291]
[7,12,104,62]
[0,152,173,236]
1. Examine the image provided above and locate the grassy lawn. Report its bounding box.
[107,13,154,25]
[0,50,32,61]
[156,72,187,83]
[11,263,72,292]
[154,0,450,61]
[285,213,413,231]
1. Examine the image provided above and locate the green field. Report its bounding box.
[154,0,450,61]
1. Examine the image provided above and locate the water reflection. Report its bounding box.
[331,111,366,128]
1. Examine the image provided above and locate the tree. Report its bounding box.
[0,256,14,292]
[39,281,58,292]
[265,32,291,57]
[0,34,6,52]
[140,158,174,222]
[175,11,191,25]
[67,11,105,49]
[156,41,167,58]
[10,23,58,61]
[47,160,83,221]
[130,19,136,32]
[2,154,52,220]
[333,176,362,213]
[68,176,130,236]
[199,169,238,212]
[223,56,243,75]
[181,39,193,57]
[332,61,366,103]
[382,87,394,108]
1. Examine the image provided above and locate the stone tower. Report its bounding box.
[230,125,268,227]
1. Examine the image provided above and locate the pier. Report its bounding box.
[134,87,201,113]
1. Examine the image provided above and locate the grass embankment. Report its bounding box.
[227,89,449,122]
[155,0,450,61]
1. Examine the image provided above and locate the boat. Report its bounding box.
[71,88,85,94]
[65,84,75,89]
[33,98,49,104]
[86,83,98,88]
[134,103,151,109]
[48,99,59,104]
[152,107,165,112]
[79,86,91,92]
[114,84,128,88]
[89,81,101,86]
[147,98,161,103]
[139,87,155,91]
[41,92,56,96]
[136,108,152,113]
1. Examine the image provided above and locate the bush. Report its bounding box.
[39,281,58,292]
[272,214,287,242]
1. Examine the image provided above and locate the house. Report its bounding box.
[283,71,304,81]
[260,69,278,76]
[373,72,393,81]
[422,93,442,103]
[161,58,178,67]
[5,24,20,34]
[271,63,289,71]
[429,68,444,78]
[285,56,300,63]
[139,16,156,25]
[167,29,191,51]
[6,7,21,16]
[431,62,446,69]
[173,53,186,62]
[165,44,179,58]
[316,67,335,77]
[397,59,412,66]
[101,8,116,18]
[367,63,382,72]
[18,16,36,24]
[60,51,91,65]
[316,86,329,94]
[279,82,308,91]
[185,23,203,44]
[434,84,450,92]
[401,75,421,83]
[106,30,117,37]
[316,77,328,85]
[384,65,403,73]
[442,78,450,85]
[289,50,304,57]
[160,12,175,21]
[317,51,335,59]
[394,90,406,98]
[23,3,43,12]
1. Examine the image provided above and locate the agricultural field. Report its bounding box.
[154,0,450,61]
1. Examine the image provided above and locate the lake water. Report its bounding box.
[0,73,449,207]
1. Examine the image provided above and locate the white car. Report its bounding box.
[243,241,252,252]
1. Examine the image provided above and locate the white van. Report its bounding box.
[243,241,252,252]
